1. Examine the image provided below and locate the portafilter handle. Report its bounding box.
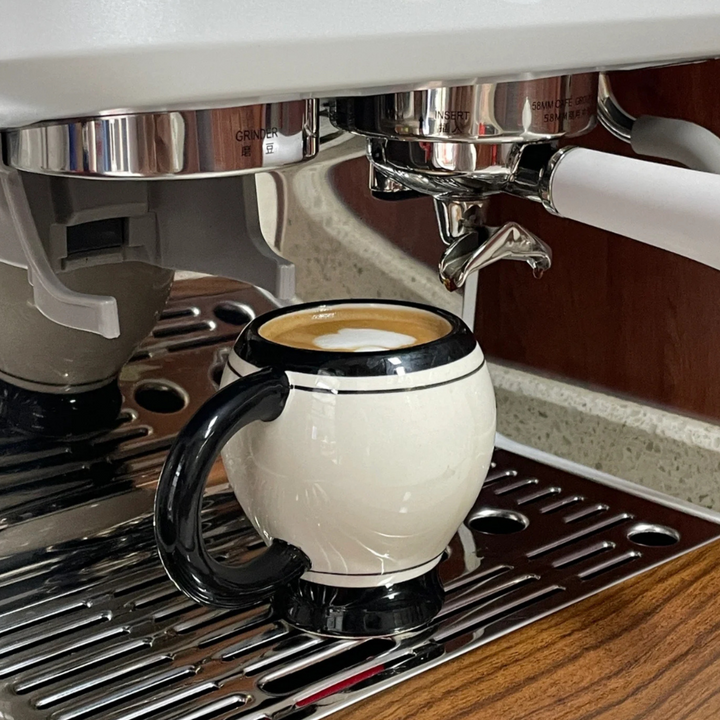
[543,146,720,271]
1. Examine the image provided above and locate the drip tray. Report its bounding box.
[1,284,719,720]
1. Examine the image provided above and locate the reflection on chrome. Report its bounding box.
[6,100,318,178]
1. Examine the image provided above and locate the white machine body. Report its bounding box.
[2,1,720,127]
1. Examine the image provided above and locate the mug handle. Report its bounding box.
[154,366,311,608]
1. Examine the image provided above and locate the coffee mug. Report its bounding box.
[155,299,496,637]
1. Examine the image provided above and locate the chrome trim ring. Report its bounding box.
[597,73,635,143]
[538,145,577,214]
[4,100,318,179]
[332,74,597,144]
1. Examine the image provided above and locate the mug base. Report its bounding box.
[274,567,444,638]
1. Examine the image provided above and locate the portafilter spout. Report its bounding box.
[435,198,552,291]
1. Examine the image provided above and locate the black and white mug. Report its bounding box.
[155,299,496,637]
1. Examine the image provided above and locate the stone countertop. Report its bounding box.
[490,360,720,511]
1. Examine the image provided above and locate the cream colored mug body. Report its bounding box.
[155,300,496,637]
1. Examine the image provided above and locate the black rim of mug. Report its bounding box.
[235,298,476,377]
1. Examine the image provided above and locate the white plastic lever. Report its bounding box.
[548,147,720,272]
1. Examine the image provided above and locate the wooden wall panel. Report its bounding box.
[333,60,720,422]
[478,60,720,421]
[330,160,443,269]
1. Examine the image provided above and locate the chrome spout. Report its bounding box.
[439,221,552,291]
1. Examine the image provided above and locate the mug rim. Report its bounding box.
[234,298,476,377]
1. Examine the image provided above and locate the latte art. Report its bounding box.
[259,304,451,352]
[313,328,417,352]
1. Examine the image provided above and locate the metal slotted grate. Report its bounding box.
[0,285,719,720]
[0,287,274,532]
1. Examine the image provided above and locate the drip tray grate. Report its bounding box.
[1,452,718,720]
[0,284,719,720]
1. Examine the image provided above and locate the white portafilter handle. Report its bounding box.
[547,147,720,271]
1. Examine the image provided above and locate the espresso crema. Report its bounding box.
[259,304,452,352]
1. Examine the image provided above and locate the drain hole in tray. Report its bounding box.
[159,306,199,320]
[261,639,393,697]
[134,381,188,414]
[468,509,528,535]
[152,321,213,338]
[628,523,680,547]
[214,302,255,326]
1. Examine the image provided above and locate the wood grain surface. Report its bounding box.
[335,539,720,720]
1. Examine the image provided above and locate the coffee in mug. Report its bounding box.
[259,304,452,351]
[155,299,496,637]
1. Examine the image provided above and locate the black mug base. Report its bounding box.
[0,375,123,439]
[274,567,445,638]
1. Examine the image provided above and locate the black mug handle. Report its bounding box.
[154,366,311,608]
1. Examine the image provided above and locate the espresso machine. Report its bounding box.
[3,2,720,718]
[3,25,720,438]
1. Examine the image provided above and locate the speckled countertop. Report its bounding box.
[490,361,720,511]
